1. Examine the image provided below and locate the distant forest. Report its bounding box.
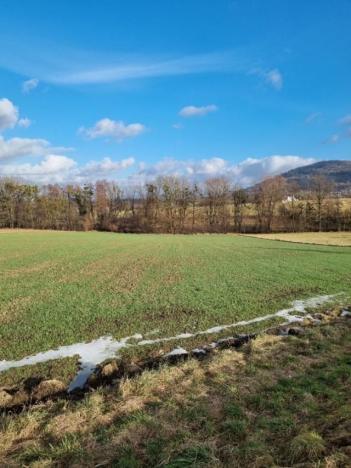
[1,174,350,233]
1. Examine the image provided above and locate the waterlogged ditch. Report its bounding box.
[0,294,344,393]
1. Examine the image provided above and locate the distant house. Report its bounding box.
[282,195,298,203]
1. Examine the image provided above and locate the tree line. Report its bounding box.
[0,175,350,233]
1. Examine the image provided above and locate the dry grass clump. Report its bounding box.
[289,430,326,462]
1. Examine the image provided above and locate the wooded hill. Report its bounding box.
[281,160,351,193]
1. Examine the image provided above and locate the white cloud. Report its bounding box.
[191,157,227,175]
[0,40,285,95]
[0,98,19,131]
[38,51,235,85]
[0,98,32,132]
[0,136,49,160]
[0,155,77,184]
[0,41,284,94]
[18,117,31,128]
[80,118,146,142]
[227,155,314,186]
[0,152,135,184]
[172,123,183,129]
[0,136,70,161]
[0,122,134,183]
[78,157,135,177]
[137,155,314,186]
[179,105,218,118]
[22,78,39,94]
[0,154,315,186]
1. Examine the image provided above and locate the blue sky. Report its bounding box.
[0,0,350,186]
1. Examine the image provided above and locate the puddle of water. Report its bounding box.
[0,294,341,391]
[0,334,142,392]
[164,347,188,357]
[137,294,339,345]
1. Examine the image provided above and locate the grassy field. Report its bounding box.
[1,231,351,384]
[249,232,351,246]
[1,320,350,466]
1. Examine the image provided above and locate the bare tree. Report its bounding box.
[0,173,348,234]
[311,175,333,232]
[253,176,287,232]
[232,186,247,232]
[204,177,230,231]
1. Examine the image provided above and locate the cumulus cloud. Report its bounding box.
[22,78,39,94]
[137,155,315,186]
[0,98,19,131]
[0,98,32,132]
[78,157,135,177]
[0,136,70,161]
[179,105,218,118]
[0,124,134,183]
[227,155,314,186]
[0,136,50,160]
[0,152,135,184]
[0,154,77,184]
[80,118,146,142]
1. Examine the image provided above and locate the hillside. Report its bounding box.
[281,160,351,193]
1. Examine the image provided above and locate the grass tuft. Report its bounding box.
[289,430,326,462]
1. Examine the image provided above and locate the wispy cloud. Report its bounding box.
[264,69,283,90]
[179,105,218,118]
[339,114,351,125]
[172,123,183,129]
[18,117,31,128]
[250,67,283,90]
[53,52,234,85]
[305,112,322,124]
[324,134,340,144]
[325,113,351,144]
[79,118,146,142]
[0,41,283,89]
[22,78,39,94]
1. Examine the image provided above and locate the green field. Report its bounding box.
[1,231,351,373]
